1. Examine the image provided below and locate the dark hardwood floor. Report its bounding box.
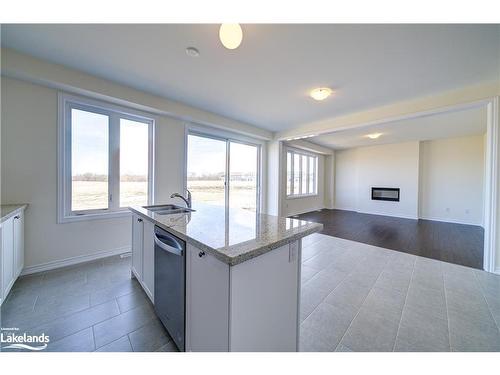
[296,209,484,270]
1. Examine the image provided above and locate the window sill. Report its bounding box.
[58,210,132,224]
[286,194,319,200]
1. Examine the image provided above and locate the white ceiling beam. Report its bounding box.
[1,48,273,141]
[275,81,500,141]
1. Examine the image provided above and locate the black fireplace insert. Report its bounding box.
[371,187,400,202]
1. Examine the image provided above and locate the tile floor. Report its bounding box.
[1,233,499,352]
[0,255,177,352]
[300,233,500,351]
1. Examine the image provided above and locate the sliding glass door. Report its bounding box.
[186,133,260,212]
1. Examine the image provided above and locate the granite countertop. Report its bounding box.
[1,204,28,223]
[129,203,323,266]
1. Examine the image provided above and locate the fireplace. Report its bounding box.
[371,187,400,202]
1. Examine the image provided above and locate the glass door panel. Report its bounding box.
[187,134,227,207]
[229,141,258,212]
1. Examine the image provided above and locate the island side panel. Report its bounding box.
[186,243,230,352]
[228,241,300,352]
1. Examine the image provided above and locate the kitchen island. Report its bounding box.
[129,203,322,352]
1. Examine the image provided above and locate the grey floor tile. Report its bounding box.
[34,293,91,321]
[304,269,349,294]
[301,303,356,350]
[340,307,401,352]
[302,250,337,271]
[95,336,133,352]
[128,318,172,352]
[116,289,150,313]
[90,279,140,306]
[335,344,353,352]
[156,341,180,352]
[324,278,372,311]
[448,308,500,351]
[300,283,331,322]
[395,306,450,352]
[93,303,156,348]
[46,328,95,352]
[300,265,320,284]
[361,286,407,319]
[28,300,120,342]
[299,324,334,352]
[405,284,447,320]
[374,267,413,295]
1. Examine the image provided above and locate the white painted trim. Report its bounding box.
[20,246,131,276]
[57,92,155,223]
[418,215,483,227]
[355,210,418,220]
[483,96,499,273]
[494,268,500,276]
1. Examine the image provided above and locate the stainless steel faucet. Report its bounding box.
[170,190,192,208]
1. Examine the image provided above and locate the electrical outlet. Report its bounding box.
[445,208,450,213]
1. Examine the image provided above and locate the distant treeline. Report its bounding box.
[73,173,147,182]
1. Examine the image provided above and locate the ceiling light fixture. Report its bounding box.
[366,133,383,139]
[219,24,243,50]
[185,47,200,57]
[310,87,333,101]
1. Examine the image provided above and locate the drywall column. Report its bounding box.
[484,96,500,273]
[324,153,335,209]
[267,140,283,216]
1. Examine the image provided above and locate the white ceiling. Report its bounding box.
[308,106,487,150]
[1,24,499,132]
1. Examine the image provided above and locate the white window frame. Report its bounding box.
[286,147,319,199]
[58,93,155,223]
[184,123,264,214]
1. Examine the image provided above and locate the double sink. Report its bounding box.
[143,204,195,215]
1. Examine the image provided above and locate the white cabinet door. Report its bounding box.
[13,213,24,277]
[186,244,229,351]
[2,217,15,301]
[131,215,144,281]
[142,220,155,303]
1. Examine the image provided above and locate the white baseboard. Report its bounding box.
[418,215,483,227]
[494,268,500,276]
[354,209,418,220]
[20,246,132,276]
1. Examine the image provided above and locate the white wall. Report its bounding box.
[419,135,485,225]
[335,142,421,219]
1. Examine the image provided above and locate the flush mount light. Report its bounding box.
[185,47,200,57]
[310,87,333,101]
[219,24,243,49]
[366,133,383,139]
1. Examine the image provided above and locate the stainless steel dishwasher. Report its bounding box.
[154,226,185,351]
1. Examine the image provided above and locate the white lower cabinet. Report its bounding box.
[131,214,154,303]
[1,208,26,305]
[186,240,300,352]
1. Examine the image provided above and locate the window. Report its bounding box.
[59,94,154,222]
[286,148,318,198]
[186,132,261,213]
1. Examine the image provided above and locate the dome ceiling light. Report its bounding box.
[219,24,243,50]
[310,87,333,101]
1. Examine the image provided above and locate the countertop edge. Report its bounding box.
[129,207,323,266]
[1,204,28,223]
